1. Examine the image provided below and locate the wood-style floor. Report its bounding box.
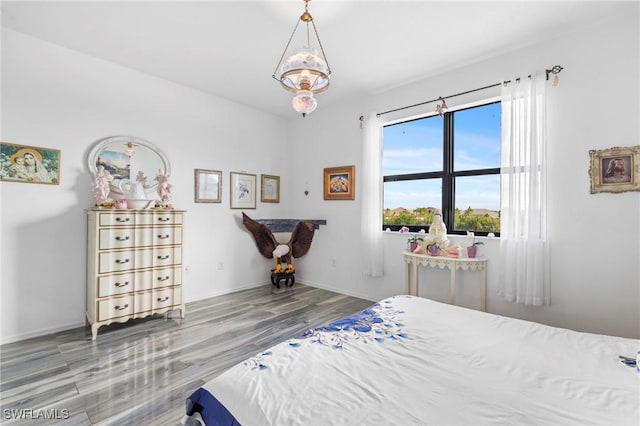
[0,284,373,425]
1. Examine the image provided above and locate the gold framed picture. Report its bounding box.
[589,145,640,194]
[261,174,280,203]
[194,169,222,203]
[0,142,61,185]
[323,165,355,200]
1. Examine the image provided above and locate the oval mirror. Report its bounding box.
[87,135,171,199]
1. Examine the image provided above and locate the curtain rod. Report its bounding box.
[361,65,563,120]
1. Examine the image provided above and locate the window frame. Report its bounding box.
[382,100,501,236]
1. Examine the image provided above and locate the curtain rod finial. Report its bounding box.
[546,65,564,81]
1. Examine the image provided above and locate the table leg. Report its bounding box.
[480,267,487,311]
[449,266,456,305]
[411,261,419,296]
[405,261,411,294]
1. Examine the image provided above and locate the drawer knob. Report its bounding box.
[115,258,130,264]
[115,217,131,222]
[115,236,130,241]
[156,296,170,302]
[114,304,129,310]
[157,276,170,281]
[115,281,130,288]
[157,255,170,260]
[157,217,170,222]
[157,234,170,239]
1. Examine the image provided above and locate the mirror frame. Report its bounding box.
[87,135,171,198]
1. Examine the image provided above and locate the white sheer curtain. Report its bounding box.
[498,74,550,306]
[360,112,384,277]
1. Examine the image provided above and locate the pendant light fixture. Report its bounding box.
[272,0,331,117]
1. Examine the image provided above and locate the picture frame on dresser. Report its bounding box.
[0,142,61,185]
[230,172,256,209]
[194,169,222,203]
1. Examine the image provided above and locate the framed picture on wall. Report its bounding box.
[194,169,222,203]
[261,174,280,203]
[589,145,640,194]
[323,165,355,200]
[0,142,61,185]
[230,171,256,209]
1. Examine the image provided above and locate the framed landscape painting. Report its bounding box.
[323,165,355,200]
[0,142,60,185]
[589,145,640,194]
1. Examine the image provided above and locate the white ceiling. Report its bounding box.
[1,1,633,118]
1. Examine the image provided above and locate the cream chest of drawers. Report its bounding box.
[86,209,185,340]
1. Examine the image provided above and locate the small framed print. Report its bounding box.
[261,174,280,203]
[230,171,256,209]
[194,169,222,203]
[323,165,355,200]
[0,142,61,185]
[589,145,640,194]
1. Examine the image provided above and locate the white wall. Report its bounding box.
[289,10,640,339]
[2,8,638,343]
[0,29,290,343]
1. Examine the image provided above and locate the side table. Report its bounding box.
[402,251,487,311]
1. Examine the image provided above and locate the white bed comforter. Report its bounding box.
[199,295,639,425]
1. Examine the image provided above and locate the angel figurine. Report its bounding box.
[94,165,113,204]
[156,170,172,204]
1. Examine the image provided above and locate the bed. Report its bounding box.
[181,295,639,426]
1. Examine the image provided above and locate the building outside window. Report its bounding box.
[382,100,501,235]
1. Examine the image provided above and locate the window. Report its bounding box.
[382,101,501,235]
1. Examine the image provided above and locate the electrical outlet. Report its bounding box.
[331,258,336,267]
[217,262,224,270]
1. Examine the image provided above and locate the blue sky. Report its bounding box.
[383,102,501,211]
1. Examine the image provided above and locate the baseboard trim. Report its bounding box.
[1,320,85,345]
[183,281,266,304]
[296,279,378,303]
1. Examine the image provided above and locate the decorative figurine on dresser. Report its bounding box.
[86,136,184,340]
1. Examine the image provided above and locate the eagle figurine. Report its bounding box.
[241,212,315,274]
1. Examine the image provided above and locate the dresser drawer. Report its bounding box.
[99,228,136,250]
[98,250,135,274]
[135,226,183,247]
[152,287,175,310]
[98,272,135,297]
[134,288,176,313]
[98,212,137,226]
[153,212,183,226]
[98,247,182,274]
[98,226,182,250]
[97,295,134,321]
[140,246,182,269]
[135,266,183,291]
